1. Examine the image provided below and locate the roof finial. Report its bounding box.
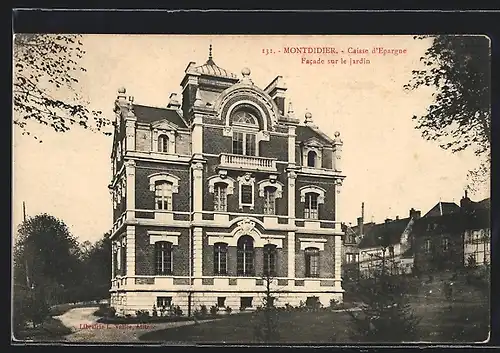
[208,44,213,63]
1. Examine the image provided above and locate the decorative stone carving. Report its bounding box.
[208,175,235,194]
[191,162,204,171]
[223,126,233,137]
[299,185,326,204]
[258,179,284,198]
[238,218,256,235]
[335,178,343,194]
[148,173,180,193]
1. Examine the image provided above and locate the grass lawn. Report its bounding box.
[139,311,351,343]
[14,317,72,342]
[139,299,489,343]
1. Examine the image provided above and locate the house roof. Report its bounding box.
[296,125,334,145]
[423,201,461,218]
[357,218,412,249]
[132,104,187,128]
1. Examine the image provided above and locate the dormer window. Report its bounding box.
[158,135,169,153]
[307,151,317,167]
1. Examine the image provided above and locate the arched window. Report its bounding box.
[237,235,254,276]
[214,242,228,275]
[155,182,173,210]
[307,150,317,167]
[214,183,228,212]
[232,110,258,156]
[304,192,319,219]
[233,111,258,126]
[263,186,276,215]
[155,241,173,275]
[305,247,320,277]
[263,244,277,277]
[158,135,169,153]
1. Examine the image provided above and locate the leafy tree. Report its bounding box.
[347,231,420,343]
[13,34,111,141]
[78,234,112,301]
[14,213,82,290]
[404,35,491,190]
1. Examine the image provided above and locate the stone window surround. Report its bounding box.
[237,173,256,210]
[148,231,181,246]
[206,218,284,248]
[148,173,180,193]
[257,178,284,199]
[152,129,176,154]
[299,238,328,251]
[299,185,326,204]
[302,143,323,169]
[208,175,236,195]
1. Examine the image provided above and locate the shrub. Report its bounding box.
[225,306,232,315]
[136,310,150,322]
[94,305,116,318]
[152,304,158,317]
[200,305,208,317]
[173,305,183,317]
[209,305,218,317]
[329,298,340,310]
[159,305,167,317]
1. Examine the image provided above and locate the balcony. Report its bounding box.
[219,153,277,172]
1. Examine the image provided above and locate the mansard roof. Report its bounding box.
[296,125,334,146]
[132,104,187,128]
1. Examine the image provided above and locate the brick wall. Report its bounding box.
[176,132,191,155]
[203,127,232,155]
[135,161,190,211]
[322,148,333,169]
[135,226,190,276]
[295,234,335,278]
[259,134,288,161]
[295,177,336,221]
[136,127,151,152]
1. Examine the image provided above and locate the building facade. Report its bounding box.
[108,49,346,316]
[412,194,490,273]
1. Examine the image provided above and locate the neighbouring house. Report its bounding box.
[412,192,491,273]
[343,208,421,278]
[107,46,346,316]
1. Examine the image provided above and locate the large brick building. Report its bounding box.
[108,48,346,315]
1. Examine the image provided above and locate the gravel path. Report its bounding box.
[54,307,218,342]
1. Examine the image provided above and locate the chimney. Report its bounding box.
[460,189,472,210]
[396,215,399,220]
[357,217,363,236]
[264,76,287,114]
[167,93,181,109]
[385,218,392,224]
[360,202,365,236]
[409,208,421,220]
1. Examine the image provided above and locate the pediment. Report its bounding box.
[151,119,179,131]
[302,137,324,148]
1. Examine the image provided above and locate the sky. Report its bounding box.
[12,35,490,243]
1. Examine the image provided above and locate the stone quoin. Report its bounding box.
[107,45,347,316]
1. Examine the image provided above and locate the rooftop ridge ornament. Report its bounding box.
[207,44,215,65]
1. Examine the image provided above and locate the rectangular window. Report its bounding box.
[263,246,277,277]
[232,132,244,155]
[245,134,256,156]
[241,185,253,205]
[346,253,354,263]
[240,297,253,309]
[305,248,320,277]
[156,296,172,308]
[442,237,449,251]
[264,187,276,215]
[217,297,226,308]
[304,193,319,219]
[213,243,227,275]
[424,239,431,254]
[155,182,173,211]
[214,184,227,212]
[155,242,173,275]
